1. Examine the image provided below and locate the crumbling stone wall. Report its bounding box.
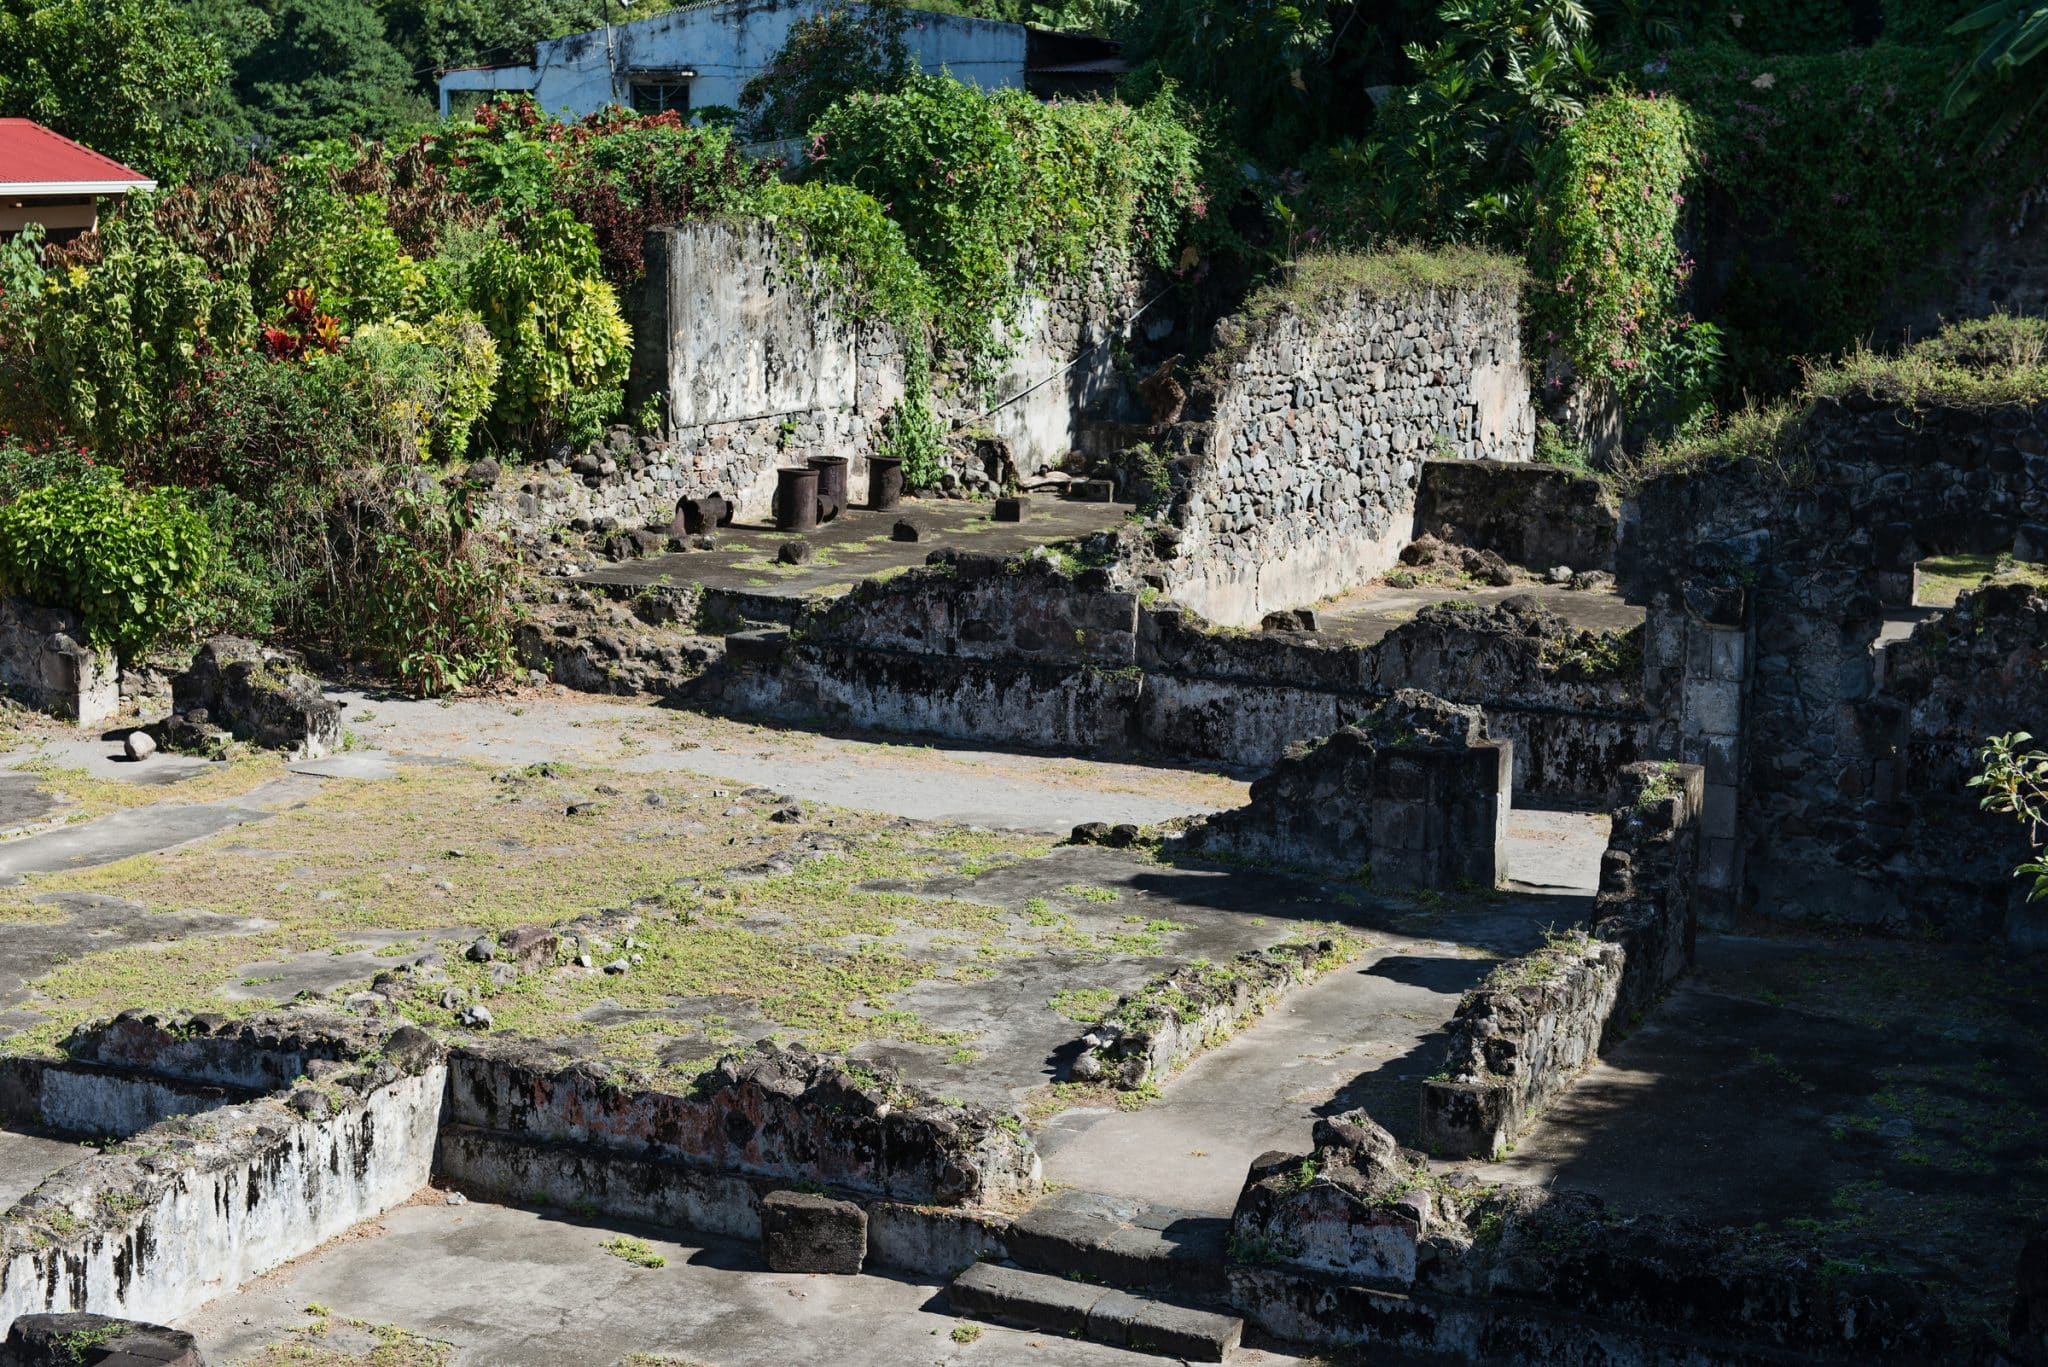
[608,221,1155,530]
[1419,762,1702,1159]
[1064,939,1345,1090]
[1228,1111,1952,1361]
[154,638,341,760]
[1623,396,2048,939]
[0,1013,444,1337]
[1182,691,1511,888]
[943,252,1157,483]
[0,598,116,726]
[725,553,1647,802]
[1413,457,1617,572]
[623,220,903,524]
[441,1040,1039,1207]
[1154,281,1535,626]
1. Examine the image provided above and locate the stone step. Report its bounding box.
[948,1261,1244,1362]
[1004,1188,1230,1298]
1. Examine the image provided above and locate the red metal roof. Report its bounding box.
[0,119,155,194]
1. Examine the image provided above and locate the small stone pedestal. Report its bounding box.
[761,1190,867,1274]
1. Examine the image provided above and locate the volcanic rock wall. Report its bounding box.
[1154,280,1535,626]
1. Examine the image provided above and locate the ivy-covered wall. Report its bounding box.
[626,217,1157,519]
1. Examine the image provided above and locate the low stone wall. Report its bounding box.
[1418,762,1701,1158]
[441,1041,1040,1208]
[59,1009,422,1095]
[0,598,116,726]
[719,554,1647,802]
[2,1313,204,1367]
[1066,939,1347,1090]
[1413,458,1617,572]
[1227,1111,1952,1363]
[1182,692,1511,888]
[0,1057,251,1139]
[1154,276,1534,626]
[0,1061,443,1333]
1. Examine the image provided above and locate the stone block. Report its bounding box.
[1068,478,1115,502]
[0,597,117,726]
[497,926,559,972]
[1419,1078,1510,1158]
[1681,678,1742,738]
[3,1312,205,1366]
[992,495,1029,522]
[1701,782,1739,840]
[761,1189,867,1274]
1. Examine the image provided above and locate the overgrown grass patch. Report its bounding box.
[0,758,1056,1064]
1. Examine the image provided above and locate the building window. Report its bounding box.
[630,80,690,115]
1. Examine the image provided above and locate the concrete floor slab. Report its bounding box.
[0,1127,86,1208]
[578,496,1133,606]
[327,690,1248,834]
[1312,580,1643,646]
[0,774,60,836]
[0,777,321,880]
[180,1199,1311,1367]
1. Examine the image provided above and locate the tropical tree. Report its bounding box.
[0,0,230,180]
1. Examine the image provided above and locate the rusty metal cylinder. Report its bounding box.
[775,466,819,533]
[867,455,904,511]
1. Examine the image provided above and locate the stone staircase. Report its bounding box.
[944,1189,1245,1361]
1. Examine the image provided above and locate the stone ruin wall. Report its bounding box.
[728,553,1648,803]
[1623,396,2048,941]
[487,219,1159,538]
[1156,282,1536,627]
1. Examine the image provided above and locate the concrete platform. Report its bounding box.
[179,1198,1310,1367]
[578,496,1134,618]
[1312,580,1644,646]
[0,1126,85,1208]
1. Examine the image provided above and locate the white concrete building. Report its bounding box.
[437,0,1119,122]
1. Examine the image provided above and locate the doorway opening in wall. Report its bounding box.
[629,73,693,115]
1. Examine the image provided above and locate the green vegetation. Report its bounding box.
[601,1234,668,1268]
[1972,731,2048,902]
[0,469,215,655]
[1626,314,2048,488]
[1530,94,1715,437]
[1049,986,1120,1022]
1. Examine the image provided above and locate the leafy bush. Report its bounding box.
[813,76,1029,359]
[346,311,502,461]
[758,180,932,333]
[27,206,254,457]
[348,489,517,696]
[468,209,631,448]
[161,349,364,495]
[1529,93,1703,426]
[0,470,216,656]
[431,100,772,286]
[257,151,432,327]
[1652,38,2047,393]
[739,0,913,141]
[0,435,100,503]
[809,77,1204,378]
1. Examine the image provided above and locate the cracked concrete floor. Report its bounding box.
[181,1197,1314,1367]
